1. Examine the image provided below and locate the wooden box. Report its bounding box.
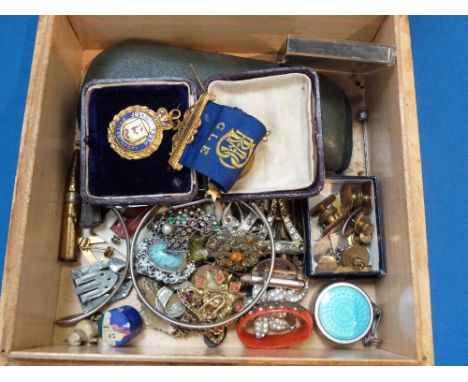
[0,15,433,365]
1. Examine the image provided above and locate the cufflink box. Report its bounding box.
[80,78,198,205]
[304,176,386,279]
[1,16,433,365]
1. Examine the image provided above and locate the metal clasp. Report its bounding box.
[362,303,383,346]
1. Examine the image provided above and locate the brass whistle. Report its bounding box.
[58,150,81,262]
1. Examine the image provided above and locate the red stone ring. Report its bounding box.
[236,302,313,349]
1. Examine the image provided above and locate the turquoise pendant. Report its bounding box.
[148,242,187,273]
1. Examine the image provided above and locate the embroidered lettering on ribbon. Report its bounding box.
[216,129,256,169]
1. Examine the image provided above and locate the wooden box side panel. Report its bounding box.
[68,15,385,54]
[393,15,433,365]
[365,16,416,359]
[1,16,83,353]
[367,16,433,364]
[7,345,415,366]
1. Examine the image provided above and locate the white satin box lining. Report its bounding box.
[207,72,315,194]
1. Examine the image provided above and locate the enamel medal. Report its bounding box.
[108,105,181,160]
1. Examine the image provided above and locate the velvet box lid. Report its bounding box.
[204,67,325,200]
[80,78,198,205]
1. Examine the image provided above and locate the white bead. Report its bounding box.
[162,224,174,235]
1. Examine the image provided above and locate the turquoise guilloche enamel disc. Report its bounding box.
[148,242,186,273]
[316,283,372,344]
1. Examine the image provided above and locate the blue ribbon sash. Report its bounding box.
[180,101,267,192]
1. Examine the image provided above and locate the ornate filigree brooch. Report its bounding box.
[206,230,267,272]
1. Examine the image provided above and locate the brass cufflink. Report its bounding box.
[354,215,374,243]
[341,245,371,271]
[310,195,346,238]
[347,233,370,246]
[340,181,373,215]
[342,209,375,245]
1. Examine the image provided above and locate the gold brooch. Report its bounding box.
[177,265,245,322]
[108,105,181,160]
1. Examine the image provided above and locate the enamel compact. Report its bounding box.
[314,282,375,344]
[108,105,181,160]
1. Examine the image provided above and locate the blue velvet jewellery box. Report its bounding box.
[80,78,198,205]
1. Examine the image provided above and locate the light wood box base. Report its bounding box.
[0,15,433,365]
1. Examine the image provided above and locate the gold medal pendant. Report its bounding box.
[108,105,181,160]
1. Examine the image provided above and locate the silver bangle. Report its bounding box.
[130,200,276,330]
